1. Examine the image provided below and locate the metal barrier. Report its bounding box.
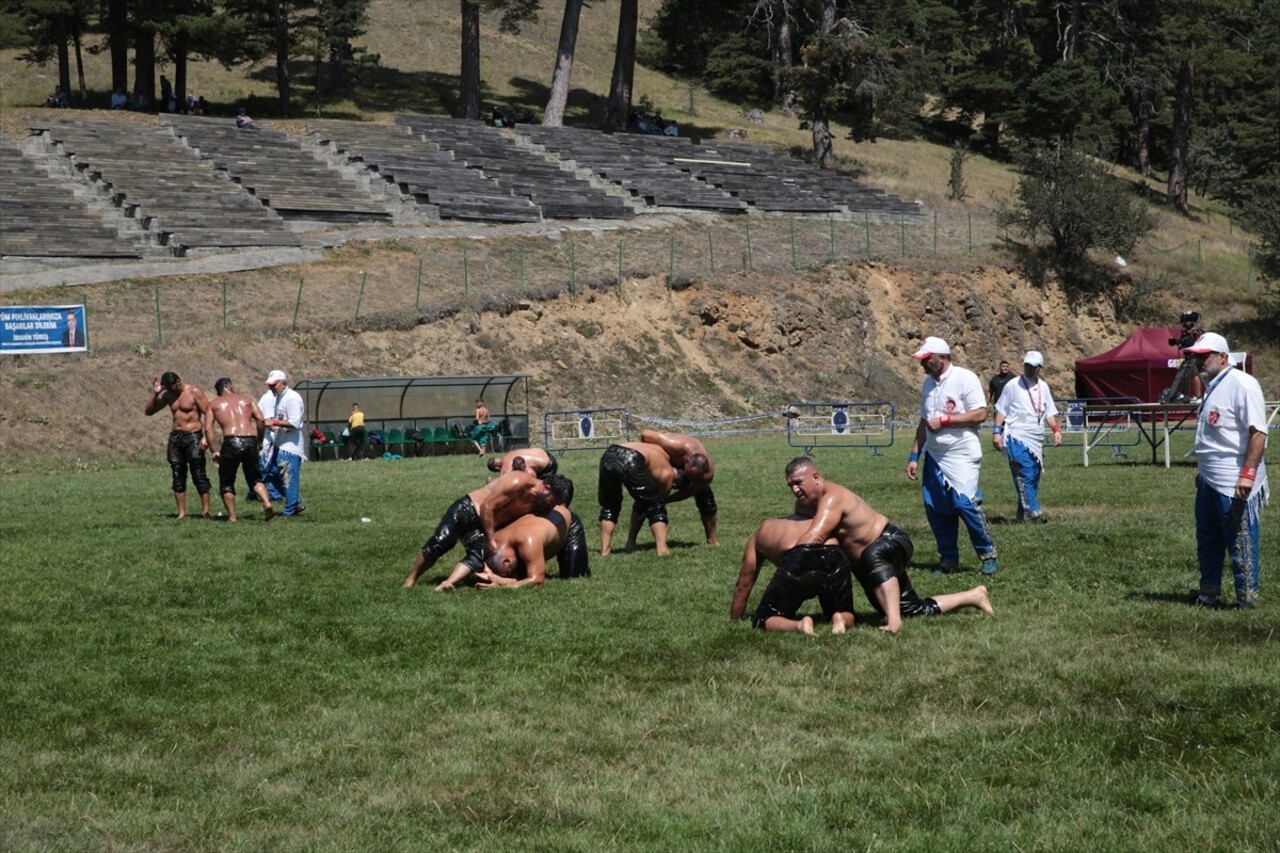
[544,407,630,454]
[785,401,896,455]
[1066,396,1143,462]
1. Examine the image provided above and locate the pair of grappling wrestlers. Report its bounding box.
[403,448,589,590]
[732,456,993,635]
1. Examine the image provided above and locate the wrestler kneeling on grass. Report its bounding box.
[436,501,590,591]
[739,457,993,634]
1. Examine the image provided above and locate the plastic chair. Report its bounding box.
[432,426,454,455]
[386,428,407,457]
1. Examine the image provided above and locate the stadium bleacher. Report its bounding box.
[2,113,924,264]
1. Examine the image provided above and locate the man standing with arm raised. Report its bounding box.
[144,371,212,520]
[905,337,999,577]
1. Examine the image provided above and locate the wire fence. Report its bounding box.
[38,206,1259,351]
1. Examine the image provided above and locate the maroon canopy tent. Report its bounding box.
[1074,327,1186,403]
[1075,327,1253,402]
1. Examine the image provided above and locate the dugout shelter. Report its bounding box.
[294,374,530,458]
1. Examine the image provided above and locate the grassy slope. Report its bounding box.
[1,438,1278,849]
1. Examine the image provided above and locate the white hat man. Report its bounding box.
[1185,332,1268,609]
[258,368,307,517]
[905,337,1000,576]
[992,350,1062,523]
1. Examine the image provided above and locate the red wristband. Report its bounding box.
[1050,424,1062,434]
[1240,467,1257,480]
[940,414,952,427]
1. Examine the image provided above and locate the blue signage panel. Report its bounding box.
[0,304,88,354]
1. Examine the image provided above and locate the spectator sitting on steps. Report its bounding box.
[236,107,257,130]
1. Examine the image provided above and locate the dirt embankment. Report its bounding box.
[0,260,1125,471]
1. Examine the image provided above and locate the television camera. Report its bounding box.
[1158,311,1205,403]
[1168,311,1203,350]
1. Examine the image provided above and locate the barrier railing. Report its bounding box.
[785,401,896,455]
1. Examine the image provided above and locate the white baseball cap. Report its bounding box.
[1184,332,1229,354]
[911,336,951,359]
[265,369,287,385]
[1023,350,1044,367]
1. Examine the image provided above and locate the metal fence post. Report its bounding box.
[707,228,715,274]
[292,276,303,330]
[415,258,423,310]
[154,286,162,344]
[354,270,367,319]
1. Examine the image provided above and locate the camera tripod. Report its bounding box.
[1158,357,1201,404]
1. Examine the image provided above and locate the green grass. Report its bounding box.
[2,436,1278,849]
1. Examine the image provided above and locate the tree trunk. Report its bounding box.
[1167,57,1192,215]
[174,32,188,113]
[72,18,86,102]
[55,15,71,98]
[604,0,637,130]
[812,119,833,169]
[810,0,835,167]
[1136,114,1150,177]
[109,0,129,95]
[774,14,794,114]
[133,2,155,111]
[1059,0,1081,60]
[544,0,585,127]
[275,0,292,117]
[460,1,481,120]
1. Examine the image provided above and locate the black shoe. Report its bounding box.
[1190,594,1218,609]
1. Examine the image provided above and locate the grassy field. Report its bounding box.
[2,434,1277,849]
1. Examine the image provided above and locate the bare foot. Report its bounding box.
[656,546,670,556]
[600,547,611,557]
[878,620,901,635]
[176,514,187,520]
[435,581,455,592]
[798,616,815,636]
[831,613,854,634]
[227,516,237,523]
[264,504,275,522]
[975,584,995,615]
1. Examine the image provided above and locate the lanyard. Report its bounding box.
[1021,376,1044,417]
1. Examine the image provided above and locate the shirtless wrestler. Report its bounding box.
[788,456,993,633]
[436,502,590,591]
[486,446,558,479]
[597,440,681,556]
[144,371,212,519]
[730,513,854,635]
[204,377,276,522]
[634,429,719,548]
[403,470,573,587]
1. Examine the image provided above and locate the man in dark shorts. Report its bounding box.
[789,456,994,632]
[597,441,679,556]
[204,377,276,522]
[634,429,719,548]
[404,470,574,587]
[730,514,855,635]
[437,501,589,591]
[144,371,212,519]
